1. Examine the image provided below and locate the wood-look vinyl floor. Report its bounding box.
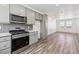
[20,32,79,54]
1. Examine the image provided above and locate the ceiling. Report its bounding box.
[26,4,79,19]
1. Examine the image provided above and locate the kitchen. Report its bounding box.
[0,4,47,54]
[1,4,79,54]
[0,0,79,59]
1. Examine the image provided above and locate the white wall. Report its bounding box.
[77,19,79,33]
[47,16,56,35]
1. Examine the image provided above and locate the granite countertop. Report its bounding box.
[0,33,11,37]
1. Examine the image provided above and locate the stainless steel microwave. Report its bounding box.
[10,14,27,24]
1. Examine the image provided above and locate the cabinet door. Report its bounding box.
[0,36,10,42]
[10,4,25,16]
[26,8,35,24]
[0,41,11,50]
[29,32,38,45]
[0,4,9,23]
[29,32,35,45]
[26,8,32,20]
[33,20,40,38]
[0,48,11,54]
[35,12,40,20]
[31,11,35,24]
[35,12,43,20]
[34,31,38,41]
[39,14,43,20]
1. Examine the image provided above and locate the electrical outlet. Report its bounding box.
[0,26,1,30]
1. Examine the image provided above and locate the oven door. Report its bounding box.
[12,36,29,52]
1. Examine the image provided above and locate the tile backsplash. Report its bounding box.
[0,24,10,33]
[25,24,33,31]
[0,23,33,33]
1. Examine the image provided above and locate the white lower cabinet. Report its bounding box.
[0,35,11,54]
[29,31,38,45]
[0,48,11,54]
[0,36,10,42]
[0,41,10,50]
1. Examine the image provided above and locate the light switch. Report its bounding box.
[0,26,1,30]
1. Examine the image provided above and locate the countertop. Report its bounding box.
[0,33,11,37]
[27,30,38,32]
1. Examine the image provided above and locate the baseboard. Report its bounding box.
[44,31,79,39]
[43,32,57,40]
[56,31,78,34]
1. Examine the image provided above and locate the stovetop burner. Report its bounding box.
[9,30,29,35]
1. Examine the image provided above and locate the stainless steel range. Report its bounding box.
[9,30,29,53]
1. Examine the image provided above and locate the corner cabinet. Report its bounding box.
[10,4,25,16]
[26,8,35,24]
[0,4,9,23]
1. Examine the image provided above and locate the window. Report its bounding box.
[59,20,65,27]
[66,20,72,28]
[59,20,72,28]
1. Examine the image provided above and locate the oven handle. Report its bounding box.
[12,34,29,39]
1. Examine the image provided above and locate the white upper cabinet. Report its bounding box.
[39,14,43,20]
[26,8,35,24]
[10,4,25,16]
[35,12,40,20]
[0,4,9,23]
[35,12,43,20]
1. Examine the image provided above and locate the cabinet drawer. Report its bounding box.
[0,41,11,50]
[0,36,10,42]
[0,48,11,54]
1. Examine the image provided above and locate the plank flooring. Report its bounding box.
[20,32,79,54]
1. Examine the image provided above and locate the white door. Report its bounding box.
[33,20,40,38]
